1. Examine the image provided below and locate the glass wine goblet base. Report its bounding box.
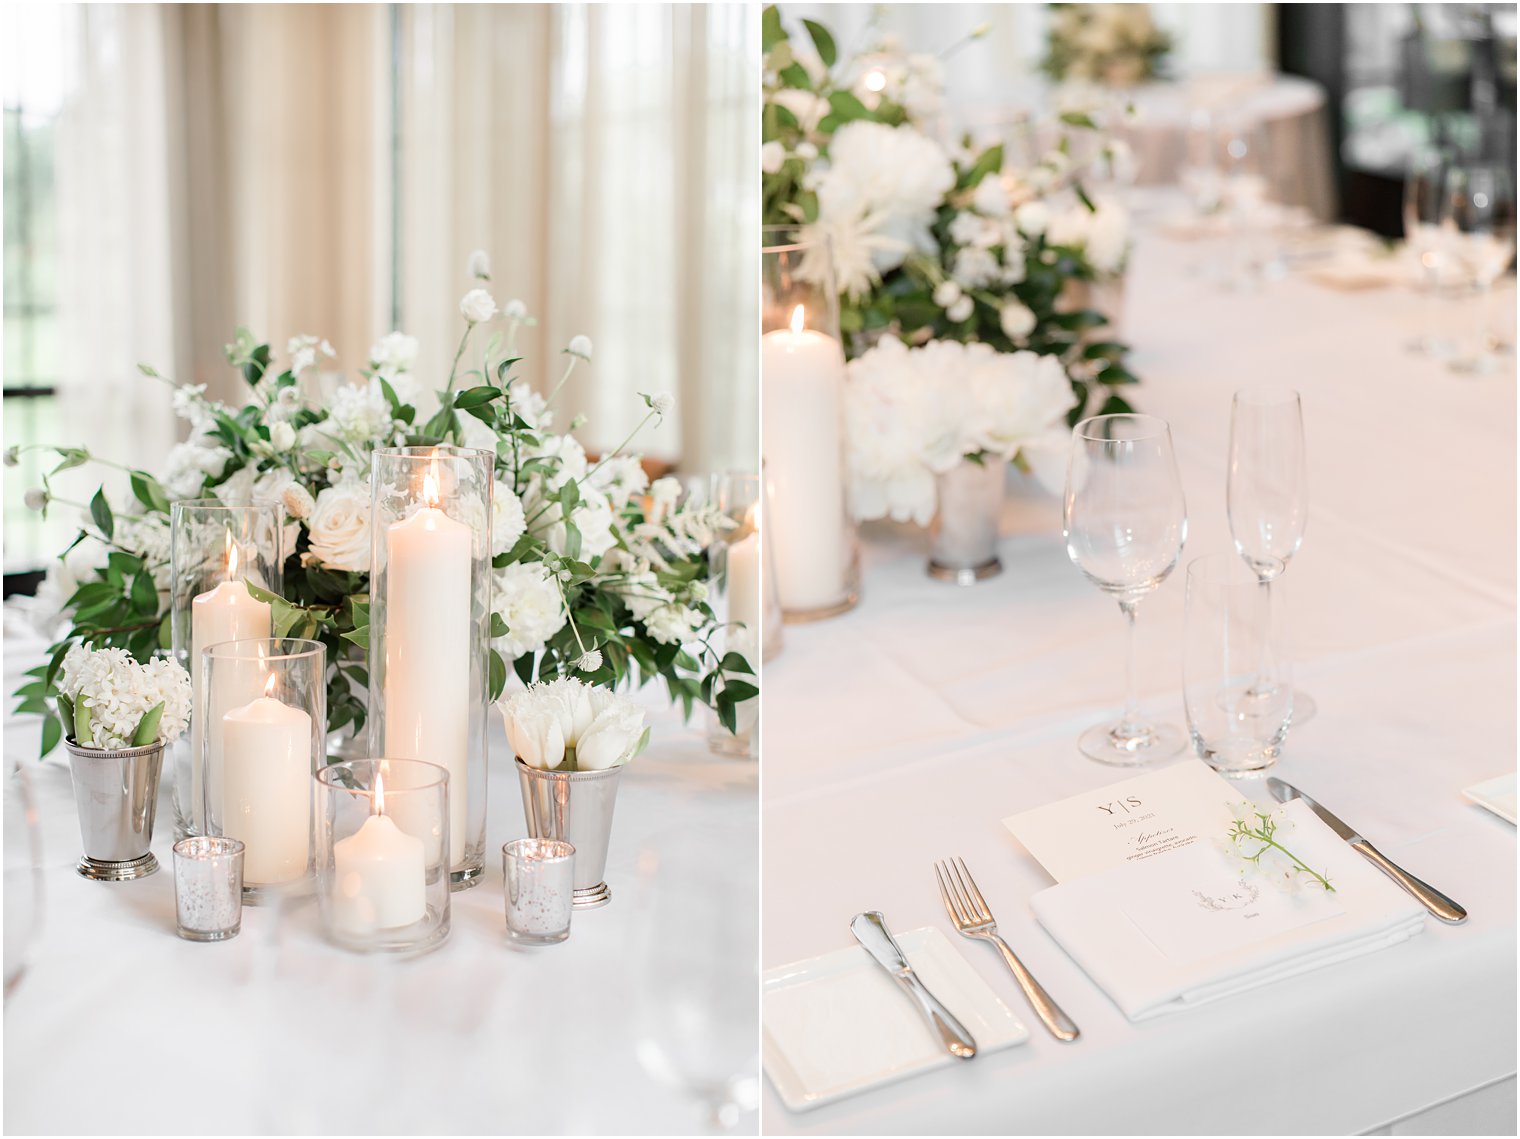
[1226,685,1316,727]
[1078,719,1187,766]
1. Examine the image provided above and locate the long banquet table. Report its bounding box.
[761,231,1518,1134]
[3,629,759,1136]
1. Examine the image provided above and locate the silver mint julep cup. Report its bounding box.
[65,738,164,881]
[515,757,622,909]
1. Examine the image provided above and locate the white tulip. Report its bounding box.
[574,703,645,771]
[502,702,567,770]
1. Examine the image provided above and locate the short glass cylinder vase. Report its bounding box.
[368,446,492,890]
[928,458,1006,585]
[1183,554,1293,778]
[172,836,245,941]
[761,226,860,622]
[170,500,284,841]
[707,471,761,759]
[503,838,575,945]
[201,638,325,902]
[314,758,451,954]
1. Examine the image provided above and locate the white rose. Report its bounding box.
[269,422,296,452]
[761,140,786,174]
[1000,301,1037,339]
[459,288,498,324]
[574,701,646,770]
[501,702,566,770]
[1014,201,1051,237]
[306,481,371,573]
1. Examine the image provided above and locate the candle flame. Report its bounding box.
[263,672,279,699]
[225,531,239,579]
[864,68,887,93]
[423,456,442,507]
[789,304,806,335]
[374,769,386,816]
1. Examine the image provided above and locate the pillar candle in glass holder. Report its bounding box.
[726,508,762,639]
[332,773,427,932]
[382,464,470,865]
[761,305,849,613]
[220,674,312,886]
[191,539,271,832]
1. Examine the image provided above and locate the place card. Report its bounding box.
[1002,761,1244,884]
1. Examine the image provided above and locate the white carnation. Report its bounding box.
[491,480,527,555]
[491,562,568,658]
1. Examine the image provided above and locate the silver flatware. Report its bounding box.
[849,911,977,1059]
[935,857,1081,1042]
[1266,777,1467,924]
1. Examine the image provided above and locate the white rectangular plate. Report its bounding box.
[1463,773,1517,824]
[763,926,1029,1113]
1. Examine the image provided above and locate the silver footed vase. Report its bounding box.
[928,457,1006,584]
[515,757,623,909]
[65,738,164,881]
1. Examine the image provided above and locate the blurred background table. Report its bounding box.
[760,228,1516,1134]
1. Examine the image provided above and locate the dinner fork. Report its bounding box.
[934,857,1081,1043]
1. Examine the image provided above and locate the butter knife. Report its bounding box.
[1266,778,1467,924]
[850,912,977,1059]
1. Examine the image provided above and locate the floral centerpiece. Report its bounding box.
[500,677,648,772]
[762,6,1141,527]
[1040,4,1173,88]
[11,254,754,757]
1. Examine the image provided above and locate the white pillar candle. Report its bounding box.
[221,683,312,886]
[190,545,272,833]
[382,479,471,867]
[760,306,850,613]
[332,807,427,932]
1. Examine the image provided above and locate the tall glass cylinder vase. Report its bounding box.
[368,446,491,890]
[707,472,761,758]
[202,638,325,902]
[761,226,860,622]
[170,500,284,840]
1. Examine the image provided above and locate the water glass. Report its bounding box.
[502,838,575,945]
[1183,555,1292,777]
[5,766,44,996]
[1441,161,1517,375]
[173,836,246,941]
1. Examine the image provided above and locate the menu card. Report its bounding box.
[1002,761,1243,884]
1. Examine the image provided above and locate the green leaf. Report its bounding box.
[340,627,370,650]
[55,692,73,730]
[40,713,62,757]
[761,5,786,52]
[488,650,507,702]
[721,680,759,704]
[73,700,94,747]
[50,447,91,475]
[130,572,159,616]
[131,702,165,747]
[826,89,870,122]
[89,488,114,541]
[800,17,836,68]
[452,386,501,411]
[960,143,1004,190]
[719,652,756,675]
[1059,110,1098,129]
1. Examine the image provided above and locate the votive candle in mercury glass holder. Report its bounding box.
[503,839,575,945]
[201,638,325,903]
[315,759,450,954]
[368,446,492,891]
[761,226,860,622]
[706,472,761,759]
[170,500,284,842]
[172,836,246,942]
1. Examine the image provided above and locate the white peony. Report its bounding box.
[159,437,232,500]
[305,480,371,573]
[492,561,568,658]
[460,288,498,324]
[964,347,1077,461]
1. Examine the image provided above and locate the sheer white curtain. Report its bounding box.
[395,4,758,472]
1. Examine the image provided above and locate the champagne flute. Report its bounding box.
[1227,386,1314,723]
[1403,147,1456,356]
[1064,414,1189,765]
[1441,162,1517,375]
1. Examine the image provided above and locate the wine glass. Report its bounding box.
[1064,414,1189,765]
[1441,161,1517,375]
[631,823,759,1131]
[1227,386,1315,724]
[5,764,45,1000]
[1403,146,1456,357]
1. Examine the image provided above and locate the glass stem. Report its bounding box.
[1477,280,1493,355]
[1251,576,1273,696]
[1118,599,1141,733]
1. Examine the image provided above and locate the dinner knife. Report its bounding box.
[850,911,977,1059]
[1266,777,1467,924]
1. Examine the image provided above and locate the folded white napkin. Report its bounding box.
[763,926,1027,1112]
[1030,800,1426,1021]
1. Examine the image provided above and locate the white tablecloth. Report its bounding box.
[760,233,1517,1133]
[3,628,758,1136]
